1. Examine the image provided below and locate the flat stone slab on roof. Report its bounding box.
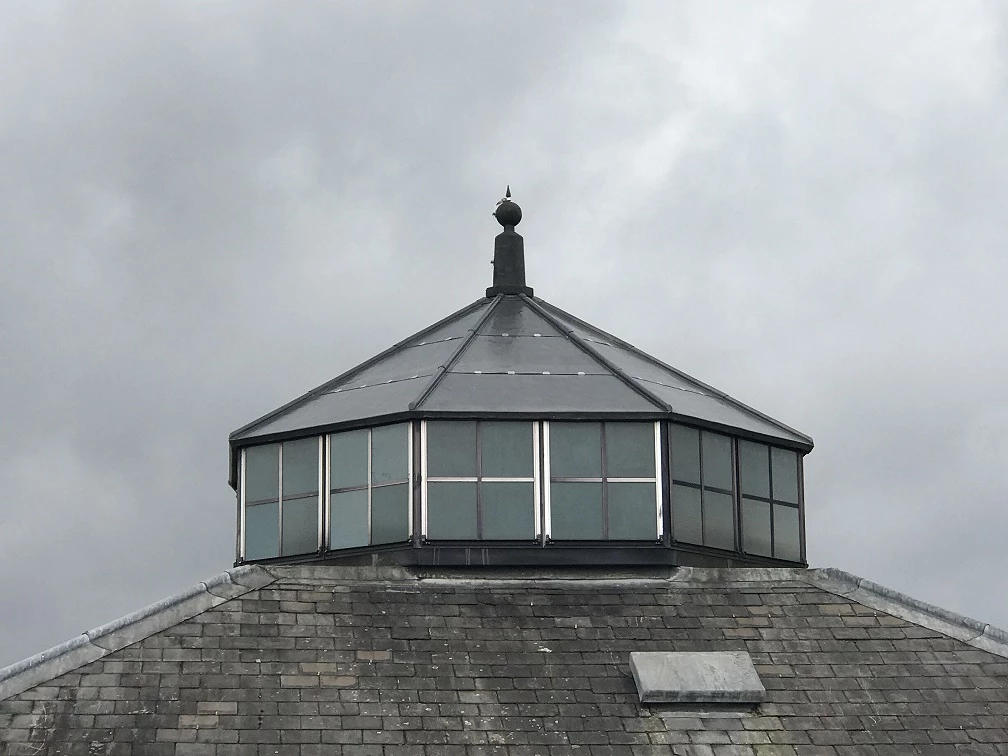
[629,650,765,704]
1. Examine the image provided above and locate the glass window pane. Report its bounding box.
[607,482,657,540]
[550,481,603,539]
[426,481,477,539]
[481,481,535,540]
[372,483,410,544]
[282,438,319,496]
[330,489,369,550]
[739,440,770,498]
[244,444,279,503]
[670,425,700,485]
[703,490,735,551]
[481,422,533,478]
[742,497,772,557]
[427,422,477,477]
[244,501,279,560]
[774,505,801,561]
[549,422,602,478]
[330,429,368,489]
[771,448,799,504]
[605,423,655,478]
[672,484,702,545]
[281,495,318,556]
[701,432,733,492]
[372,423,408,484]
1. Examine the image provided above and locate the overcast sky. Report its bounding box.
[2,2,1006,667]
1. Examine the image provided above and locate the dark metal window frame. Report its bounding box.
[737,440,801,560]
[421,419,541,541]
[544,420,662,542]
[669,426,737,551]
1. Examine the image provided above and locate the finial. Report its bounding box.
[494,186,522,228]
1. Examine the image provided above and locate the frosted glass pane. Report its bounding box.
[672,483,702,545]
[703,490,735,551]
[607,482,656,540]
[550,422,601,478]
[283,438,318,496]
[372,483,409,544]
[427,422,477,477]
[244,501,278,560]
[372,423,408,484]
[550,481,603,539]
[244,444,279,503]
[670,425,700,485]
[481,422,533,478]
[739,440,770,498]
[481,481,535,540]
[771,448,799,504]
[774,505,801,561]
[330,429,368,489]
[701,432,733,492]
[330,489,368,550]
[281,495,318,555]
[605,423,654,478]
[742,497,772,557]
[426,481,477,539]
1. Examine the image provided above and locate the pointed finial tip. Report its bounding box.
[494,186,522,228]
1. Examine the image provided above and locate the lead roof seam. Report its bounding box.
[534,297,814,450]
[409,295,504,411]
[520,295,671,413]
[229,297,490,443]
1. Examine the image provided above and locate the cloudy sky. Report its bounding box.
[2,2,1007,667]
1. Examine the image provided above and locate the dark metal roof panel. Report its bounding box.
[477,295,562,336]
[451,334,609,375]
[422,372,660,413]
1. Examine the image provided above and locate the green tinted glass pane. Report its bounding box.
[670,425,700,485]
[244,444,279,503]
[607,482,656,540]
[739,440,770,498]
[605,423,655,478]
[372,483,409,544]
[774,505,801,561]
[701,432,733,492]
[481,481,535,540]
[281,495,318,555]
[372,424,408,484]
[742,497,772,557]
[549,422,601,478]
[427,422,477,477]
[481,422,533,478]
[771,448,799,504]
[282,438,318,496]
[703,490,735,551]
[672,483,702,545]
[330,429,368,489]
[426,482,477,539]
[330,489,368,550]
[550,481,603,539]
[244,501,278,560]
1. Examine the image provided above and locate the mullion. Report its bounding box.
[475,422,483,539]
[600,423,608,540]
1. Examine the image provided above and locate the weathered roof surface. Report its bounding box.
[230,294,813,452]
[3,566,1007,754]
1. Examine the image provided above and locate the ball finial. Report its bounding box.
[494,185,522,228]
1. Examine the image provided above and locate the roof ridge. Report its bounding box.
[804,567,1008,659]
[0,566,275,702]
[410,295,503,410]
[521,295,670,412]
[534,297,814,450]
[228,297,490,444]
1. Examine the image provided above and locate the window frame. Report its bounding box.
[239,436,324,561]
[543,420,662,542]
[668,425,737,552]
[420,419,541,541]
[325,423,413,550]
[737,440,803,562]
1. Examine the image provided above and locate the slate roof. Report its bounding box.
[3,565,1007,755]
[229,294,812,456]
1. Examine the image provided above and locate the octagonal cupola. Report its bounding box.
[228,191,813,568]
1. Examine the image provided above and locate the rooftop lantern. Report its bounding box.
[228,191,813,567]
